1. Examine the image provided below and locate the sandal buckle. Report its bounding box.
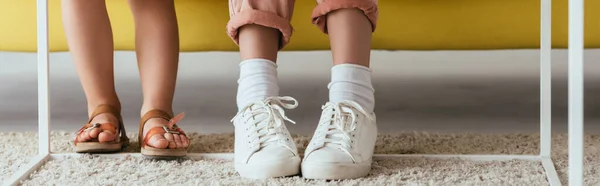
[83,123,101,132]
[163,126,180,134]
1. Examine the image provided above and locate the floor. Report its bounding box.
[1,50,600,135]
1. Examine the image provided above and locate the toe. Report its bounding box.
[84,131,93,141]
[147,134,169,149]
[88,128,101,139]
[173,135,183,148]
[180,135,189,148]
[98,130,116,142]
[78,131,90,142]
[164,133,176,149]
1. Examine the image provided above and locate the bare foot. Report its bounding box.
[76,113,119,143]
[142,116,189,149]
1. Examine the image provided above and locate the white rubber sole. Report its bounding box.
[301,161,372,180]
[236,156,301,179]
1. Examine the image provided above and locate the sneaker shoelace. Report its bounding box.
[231,96,298,149]
[316,101,374,160]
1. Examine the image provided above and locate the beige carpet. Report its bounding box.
[1,132,599,185]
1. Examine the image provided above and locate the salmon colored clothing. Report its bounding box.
[227,0,378,49]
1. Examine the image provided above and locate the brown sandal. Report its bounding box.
[74,104,129,153]
[139,109,188,157]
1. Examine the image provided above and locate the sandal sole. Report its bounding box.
[141,147,187,157]
[75,142,123,153]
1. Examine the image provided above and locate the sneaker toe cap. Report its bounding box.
[248,145,297,163]
[304,147,354,163]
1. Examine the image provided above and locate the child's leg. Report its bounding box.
[228,0,295,109]
[239,25,279,62]
[227,0,301,179]
[326,8,375,112]
[235,25,280,109]
[62,0,120,143]
[315,0,377,112]
[327,8,373,67]
[127,0,188,149]
[302,0,378,180]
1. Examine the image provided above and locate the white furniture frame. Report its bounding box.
[3,0,585,185]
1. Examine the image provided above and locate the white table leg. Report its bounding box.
[539,0,562,184]
[568,0,585,185]
[540,0,552,158]
[37,0,50,155]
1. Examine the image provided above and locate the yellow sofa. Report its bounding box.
[1,0,599,52]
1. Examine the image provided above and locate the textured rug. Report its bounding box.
[1,132,599,185]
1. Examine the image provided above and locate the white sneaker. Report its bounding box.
[231,96,301,179]
[301,100,377,179]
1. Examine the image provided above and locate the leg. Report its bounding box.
[38,0,50,155]
[302,0,379,180]
[568,0,585,184]
[327,8,373,67]
[127,0,187,149]
[539,0,562,184]
[236,24,281,109]
[539,0,552,158]
[227,0,301,179]
[62,0,120,143]
[315,0,377,113]
[239,24,280,62]
[227,0,296,108]
[326,7,376,112]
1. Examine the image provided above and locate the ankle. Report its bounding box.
[328,64,375,112]
[87,102,121,117]
[140,104,173,117]
[236,59,279,110]
[89,113,120,126]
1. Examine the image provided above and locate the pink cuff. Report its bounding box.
[227,10,294,50]
[312,0,379,34]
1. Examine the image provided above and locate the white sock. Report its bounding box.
[236,58,279,110]
[328,64,375,112]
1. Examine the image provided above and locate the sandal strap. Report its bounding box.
[77,123,117,134]
[74,123,117,144]
[140,110,173,126]
[143,127,169,147]
[139,109,183,148]
[88,104,119,124]
[74,104,129,145]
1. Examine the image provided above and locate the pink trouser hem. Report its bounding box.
[227,9,293,50]
[312,0,378,34]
